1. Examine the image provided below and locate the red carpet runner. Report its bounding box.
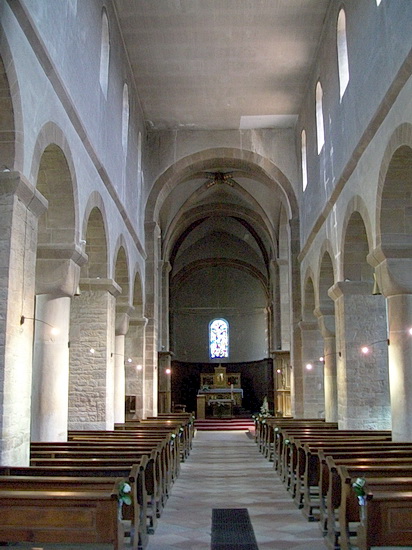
[194,418,255,431]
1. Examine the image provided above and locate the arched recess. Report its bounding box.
[301,274,325,418]
[81,206,109,279]
[0,48,23,170]
[373,132,412,440]
[114,243,130,305]
[343,210,374,285]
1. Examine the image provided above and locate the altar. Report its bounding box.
[196,366,243,419]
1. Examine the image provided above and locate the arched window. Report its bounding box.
[209,319,229,359]
[122,83,129,152]
[301,129,308,191]
[316,81,325,154]
[99,9,110,96]
[337,9,349,100]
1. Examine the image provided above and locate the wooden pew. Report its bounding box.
[336,464,412,550]
[68,429,179,491]
[29,448,163,532]
[299,440,410,520]
[0,462,147,550]
[356,488,412,550]
[0,488,124,549]
[116,419,191,462]
[281,431,391,507]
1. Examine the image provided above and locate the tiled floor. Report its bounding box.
[146,429,328,550]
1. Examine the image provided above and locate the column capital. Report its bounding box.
[36,244,88,297]
[298,320,318,332]
[328,280,371,301]
[129,316,148,327]
[0,171,47,217]
[79,278,122,297]
[373,258,412,297]
[313,308,336,337]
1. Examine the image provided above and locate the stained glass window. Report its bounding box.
[209,319,229,359]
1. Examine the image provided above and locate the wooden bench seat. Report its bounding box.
[0,461,148,550]
[29,451,164,532]
[0,487,124,549]
[356,488,412,550]
[336,464,412,550]
[300,442,412,520]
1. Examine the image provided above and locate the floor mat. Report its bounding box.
[211,508,259,549]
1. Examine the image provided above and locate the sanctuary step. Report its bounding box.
[195,418,255,431]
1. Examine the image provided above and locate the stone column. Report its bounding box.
[299,321,325,418]
[144,221,161,417]
[0,172,47,464]
[125,316,147,419]
[68,278,120,430]
[113,334,126,424]
[373,256,412,440]
[314,309,338,422]
[159,261,171,350]
[322,335,338,422]
[329,281,391,430]
[269,260,281,352]
[158,351,173,413]
[113,308,132,424]
[289,217,302,417]
[31,244,87,442]
[31,295,71,441]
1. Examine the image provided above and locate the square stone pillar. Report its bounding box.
[299,321,325,418]
[329,281,391,430]
[0,172,47,464]
[68,278,120,430]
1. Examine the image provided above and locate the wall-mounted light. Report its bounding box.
[165,368,172,375]
[360,338,390,355]
[20,315,60,336]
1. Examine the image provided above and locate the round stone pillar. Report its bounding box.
[31,295,71,441]
[373,255,412,440]
[314,308,338,423]
[386,294,412,440]
[114,334,126,424]
[322,335,338,422]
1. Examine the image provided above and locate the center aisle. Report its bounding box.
[148,430,328,550]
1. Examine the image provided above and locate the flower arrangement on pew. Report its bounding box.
[352,477,366,506]
[118,480,132,520]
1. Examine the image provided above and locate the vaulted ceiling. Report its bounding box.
[113,0,330,131]
[113,0,329,287]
